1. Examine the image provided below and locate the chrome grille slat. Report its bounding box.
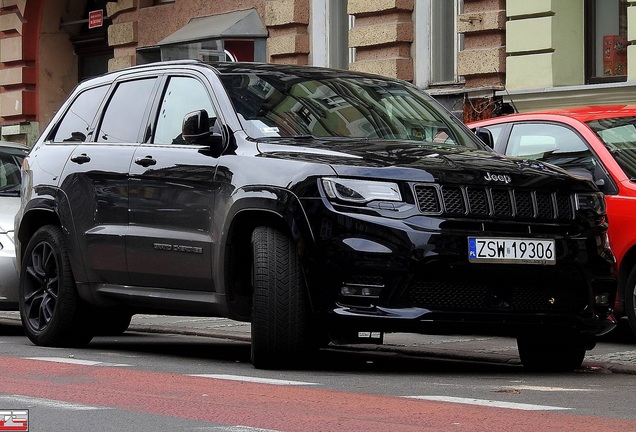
[413,184,574,221]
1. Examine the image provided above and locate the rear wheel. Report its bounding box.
[517,336,586,372]
[250,226,318,369]
[19,225,93,347]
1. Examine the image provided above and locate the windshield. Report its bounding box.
[219,72,482,149]
[587,116,636,180]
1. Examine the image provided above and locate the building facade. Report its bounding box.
[0,0,634,145]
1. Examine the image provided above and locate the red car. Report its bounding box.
[469,105,636,334]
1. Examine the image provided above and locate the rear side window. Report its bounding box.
[96,78,157,143]
[50,85,109,142]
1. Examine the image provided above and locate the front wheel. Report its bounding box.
[250,226,318,369]
[517,336,586,372]
[624,266,636,337]
[19,225,93,347]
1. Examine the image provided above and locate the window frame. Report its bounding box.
[584,0,628,84]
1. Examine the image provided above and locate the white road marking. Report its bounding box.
[24,357,131,367]
[189,374,318,386]
[499,385,594,392]
[0,395,111,411]
[405,396,570,411]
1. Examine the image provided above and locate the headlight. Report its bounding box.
[575,192,606,215]
[321,178,402,204]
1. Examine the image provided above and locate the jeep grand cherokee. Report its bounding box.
[15,60,616,370]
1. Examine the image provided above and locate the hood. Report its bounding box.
[0,197,19,234]
[256,139,596,190]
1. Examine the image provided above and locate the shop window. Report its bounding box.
[585,0,628,83]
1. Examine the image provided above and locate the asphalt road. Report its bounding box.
[2,311,636,374]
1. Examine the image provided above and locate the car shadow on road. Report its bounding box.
[83,331,530,375]
[0,323,24,336]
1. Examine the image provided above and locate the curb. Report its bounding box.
[3,315,636,374]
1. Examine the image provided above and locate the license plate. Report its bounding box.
[468,237,555,265]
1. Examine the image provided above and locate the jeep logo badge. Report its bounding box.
[484,172,511,183]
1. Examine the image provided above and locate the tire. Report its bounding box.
[250,226,318,369]
[624,266,636,336]
[19,225,93,347]
[517,336,586,372]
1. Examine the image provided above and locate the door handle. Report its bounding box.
[135,156,157,167]
[70,153,91,164]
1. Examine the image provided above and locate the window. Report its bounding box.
[505,123,598,181]
[310,0,352,69]
[0,149,26,190]
[50,85,109,142]
[585,0,628,83]
[479,124,506,148]
[97,78,157,143]
[154,76,216,145]
[431,0,462,83]
[414,0,463,86]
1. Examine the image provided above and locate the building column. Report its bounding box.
[265,0,310,65]
[457,0,507,121]
[505,0,584,90]
[106,0,139,71]
[0,0,40,143]
[347,0,414,81]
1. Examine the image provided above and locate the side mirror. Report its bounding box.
[473,127,494,148]
[182,109,223,147]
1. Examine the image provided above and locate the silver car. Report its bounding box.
[0,141,28,310]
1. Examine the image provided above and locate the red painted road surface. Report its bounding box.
[1,356,635,432]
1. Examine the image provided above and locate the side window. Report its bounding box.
[154,76,216,145]
[97,78,157,143]
[505,123,597,179]
[50,85,109,142]
[481,124,506,148]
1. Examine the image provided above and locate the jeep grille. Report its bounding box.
[414,184,574,220]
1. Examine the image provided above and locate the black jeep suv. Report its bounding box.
[16,60,616,370]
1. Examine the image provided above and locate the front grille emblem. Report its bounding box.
[484,172,511,183]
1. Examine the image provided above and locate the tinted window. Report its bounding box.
[51,85,109,142]
[154,76,216,145]
[97,78,157,143]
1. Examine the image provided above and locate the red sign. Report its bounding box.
[88,10,103,29]
[0,410,28,431]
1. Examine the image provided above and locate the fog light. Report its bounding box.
[595,293,610,306]
[340,283,383,298]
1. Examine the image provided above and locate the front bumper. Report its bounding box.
[303,206,617,338]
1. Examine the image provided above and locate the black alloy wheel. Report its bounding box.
[19,225,93,347]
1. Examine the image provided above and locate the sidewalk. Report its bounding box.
[2,311,636,374]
